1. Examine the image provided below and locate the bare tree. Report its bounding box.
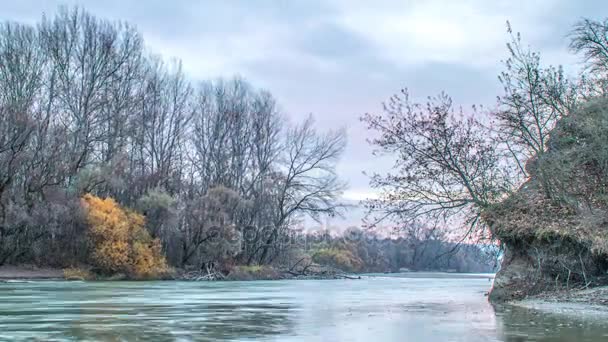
[570,18,608,74]
[496,23,578,173]
[0,6,348,270]
[179,186,247,268]
[39,6,143,179]
[189,78,286,265]
[255,116,347,264]
[570,18,608,97]
[0,22,48,265]
[362,90,511,239]
[133,58,192,195]
[190,78,263,193]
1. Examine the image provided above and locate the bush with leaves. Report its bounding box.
[82,194,169,279]
[312,247,364,273]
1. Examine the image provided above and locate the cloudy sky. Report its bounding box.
[1,0,603,226]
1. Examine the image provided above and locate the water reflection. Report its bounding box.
[494,304,608,342]
[0,282,296,341]
[0,275,607,341]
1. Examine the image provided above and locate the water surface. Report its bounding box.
[1,273,607,341]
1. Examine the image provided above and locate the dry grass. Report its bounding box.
[226,265,281,281]
[63,267,95,281]
[484,180,608,255]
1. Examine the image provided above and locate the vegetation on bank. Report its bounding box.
[0,6,604,291]
[62,207,495,281]
[0,6,345,278]
[0,6,493,280]
[484,97,608,299]
[83,194,169,279]
[362,18,608,299]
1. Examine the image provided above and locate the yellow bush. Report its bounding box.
[132,239,168,279]
[82,194,169,279]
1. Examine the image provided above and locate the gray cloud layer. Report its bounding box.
[1,0,604,225]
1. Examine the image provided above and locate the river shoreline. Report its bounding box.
[0,265,493,282]
[509,286,608,317]
[5,264,605,319]
[0,265,64,280]
[7,266,607,318]
[0,264,361,282]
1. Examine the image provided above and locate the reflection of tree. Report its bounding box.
[56,283,176,341]
[29,282,296,341]
[192,302,296,340]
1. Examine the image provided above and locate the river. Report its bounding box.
[0,273,607,341]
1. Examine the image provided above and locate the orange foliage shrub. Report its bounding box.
[82,194,169,279]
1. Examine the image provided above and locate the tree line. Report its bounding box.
[0,7,346,274]
[304,227,496,274]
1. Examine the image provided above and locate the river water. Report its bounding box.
[0,273,607,341]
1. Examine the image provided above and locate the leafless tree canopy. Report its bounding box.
[0,7,346,268]
[362,19,608,243]
[496,23,578,174]
[362,91,512,239]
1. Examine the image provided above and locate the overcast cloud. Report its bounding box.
[1,0,604,226]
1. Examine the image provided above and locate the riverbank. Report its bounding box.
[0,264,360,282]
[510,286,608,317]
[0,265,63,280]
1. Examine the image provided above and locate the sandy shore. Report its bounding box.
[0,265,63,280]
[510,286,608,317]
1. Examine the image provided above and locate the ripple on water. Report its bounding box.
[0,276,607,341]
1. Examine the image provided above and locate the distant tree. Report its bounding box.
[302,226,496,273]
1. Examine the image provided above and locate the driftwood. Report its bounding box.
[181,271,225,281]
[179,259,362,281]
[283,259,360,280]
[181,264,226,281]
